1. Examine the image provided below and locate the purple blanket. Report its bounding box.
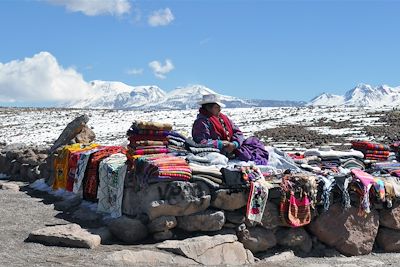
[235,137,269,165]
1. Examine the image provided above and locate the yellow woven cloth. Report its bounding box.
[52,143,99,190]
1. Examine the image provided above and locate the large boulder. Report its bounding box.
[376,227,400,252]
[27,223,100,249]
[308,203,379,256]
[236,224,276,253]
[177,210,225,232]
[261,202,284,229]
[50,114,89,153]
[379,203,400,230]
[108,216,148,244]
[148,216,177,233]
[74,125,96,144]
[275,227,312,253]
[156,234,254,265]
[211,189,248,211]
[122,181,211,220]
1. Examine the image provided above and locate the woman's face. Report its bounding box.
[208,103,221,116]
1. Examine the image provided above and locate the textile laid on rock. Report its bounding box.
[97,153,127,218]
[246,179,270,223]
[83,146,126,202]
[53,143,99,190]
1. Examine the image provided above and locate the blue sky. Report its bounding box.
[0,0,400,106]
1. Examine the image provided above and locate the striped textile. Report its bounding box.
[133,148,169,155]
[127,128,171,137]
[362,150,390,156]
[134,154,192,188]
[132,140,168,146]
[352,141,390,151]
[128,135,168,143]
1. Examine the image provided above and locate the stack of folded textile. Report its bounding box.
[167,133,189,155]
[135,154,192,188]
[352,141,391,161]
[126,121,172,160]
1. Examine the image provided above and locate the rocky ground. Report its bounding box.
[1,181,400,267]
[1,107,400,266]
[256,109,400,150]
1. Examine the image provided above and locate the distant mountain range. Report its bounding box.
[63,81,400,109]
[64,80,305,109]
[308,83,400,107]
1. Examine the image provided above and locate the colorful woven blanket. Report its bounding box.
[352,141,390,152]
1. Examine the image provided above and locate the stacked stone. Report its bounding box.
[0,144,48,182]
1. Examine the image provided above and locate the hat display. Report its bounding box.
[197,94,226,108]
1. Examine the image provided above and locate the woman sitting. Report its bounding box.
[192,94,269,165]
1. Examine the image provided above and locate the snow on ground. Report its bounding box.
[0,106,390,148]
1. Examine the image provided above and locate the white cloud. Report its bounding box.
[0,52,92,103]
[148,8,174,27]
[126,68,143,76]
[148,59,174,79]
[47,0,131,16]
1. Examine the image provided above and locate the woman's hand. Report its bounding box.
[223,141,236,153]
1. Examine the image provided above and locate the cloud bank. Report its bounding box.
[0,52,91,103]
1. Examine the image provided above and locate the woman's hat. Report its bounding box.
[198,94,226,108]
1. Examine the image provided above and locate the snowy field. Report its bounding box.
[0,106,391,151]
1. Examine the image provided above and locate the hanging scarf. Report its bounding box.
[199,107,233,141]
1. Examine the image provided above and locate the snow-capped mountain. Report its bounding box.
[308,83,400,107]
[63,81,304,109]
[66,80,166,109]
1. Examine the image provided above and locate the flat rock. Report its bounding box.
[211,189,247,211]
[107,249,198,266]
[0,182,20,192]
[262,250,296,263]
[177,210,225,232]
[308,203,379,256]
[157,234,254,265]
[27,223,100,249]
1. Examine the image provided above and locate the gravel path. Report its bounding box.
[1,184,400,267]
[0,184,154,267]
